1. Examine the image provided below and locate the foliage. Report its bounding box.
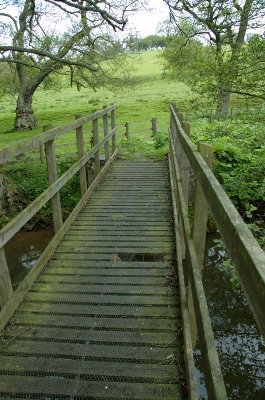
[2,158,80,228]
[119,136,168,160]
[162,0,264,114]
[0,0,145,129]
[123,34,168,52]
[213,239,239,290]
[192,117,265,248]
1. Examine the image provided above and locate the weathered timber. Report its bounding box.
[192,142,214,268]
[0,149,118,332]
[0,158,183,400]
[170,103,265,340]
[0,105,116,164]
[92,110,100,176]
[125,121,129,139]
[168,151,198,400]
[103,106,110,162]
[0,130,116,249]
[111,105,116,153]
[169,137,228,399]
[0,248,13,309]
[151,117,158,136]
[75,115,87,196]
[44,126,63,233]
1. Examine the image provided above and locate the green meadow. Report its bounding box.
[0,50,195,148]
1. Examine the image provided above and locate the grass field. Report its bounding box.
[0,50,195,149]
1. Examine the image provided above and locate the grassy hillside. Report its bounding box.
[0,50,195,147]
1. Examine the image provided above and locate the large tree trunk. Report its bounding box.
[14,89,37,130]
[216,82,232,116]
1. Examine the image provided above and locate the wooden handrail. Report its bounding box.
[0,105,116,164]
[169,136,227,400]
[170,103,265,340]
[0,105,117,309]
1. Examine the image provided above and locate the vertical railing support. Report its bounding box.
[103,106,110,163]
[44,125,63,233]
[92,110,100,176]
[111,105,116,153]
[192,142,214,268]
[151,117,157,137]
[75,115,87,197]
[0,247,13,309]
[125,122,129,140]
[40,144,45,163]
[180,121,191,208]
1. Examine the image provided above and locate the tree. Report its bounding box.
[0,0,144,130]
[163,0,264,115]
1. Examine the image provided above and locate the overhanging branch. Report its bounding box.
[0,45,98,71]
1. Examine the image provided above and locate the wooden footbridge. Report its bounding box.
[0,105,264,400]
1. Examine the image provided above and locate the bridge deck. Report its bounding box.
[0,160,183,399]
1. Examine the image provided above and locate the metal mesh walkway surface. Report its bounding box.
[0,160,184,399]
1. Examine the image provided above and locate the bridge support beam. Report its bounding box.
[0,248,13,309]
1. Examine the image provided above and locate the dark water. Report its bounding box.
[5,230,54,289]
[4,230,265,398]
[195,234,265,399]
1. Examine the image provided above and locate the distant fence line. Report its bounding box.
[1,118,158,166]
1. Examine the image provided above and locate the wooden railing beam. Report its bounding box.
[92,110,100,176]
[75,115,87,196]
[44,125,63,233]
[170,103,265,340]
[103,106,110,162]
[0,248,13,309]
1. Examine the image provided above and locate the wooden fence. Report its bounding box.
[2,117,158,166]
[0,105,118,327]
[169,102,265,399]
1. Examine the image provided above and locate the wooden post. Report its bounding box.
[103,106,110,162]
[111,105,116,153]
[92,110,100,176]
[192,142,214,268]
[0,247,13,309]
[125,122,129,140]
[75,115,87,197]
[151,117,157,137]
[40,145,45,163]
[44,125,63,233]
[180,121,191,208]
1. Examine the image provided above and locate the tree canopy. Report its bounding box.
[0,0,145,129]
[162,0,264,114]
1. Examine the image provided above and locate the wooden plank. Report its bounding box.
[0,105,116,164]
[0,354,178,379]
[18,302,179,318]
[170,104,265,340]
[0,150,118,332]
[31,281,176,296]
[25,291,177,306]
[0,248,13,309]
[45,137,63,233]
[168,151,199,400]
[7,315,177,333]
[92,109,100,176]
[0,375,180,399]
[111,105,116,153]
[0,130,116,249]
[103,106,110,162]
[170,138,227,399]
[75,114,87,196]
[192,142,214,268]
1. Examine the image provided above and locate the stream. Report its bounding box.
[4,230,265,399]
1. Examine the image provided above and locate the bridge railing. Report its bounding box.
[0,105,117,328]
[169,103,265,399]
